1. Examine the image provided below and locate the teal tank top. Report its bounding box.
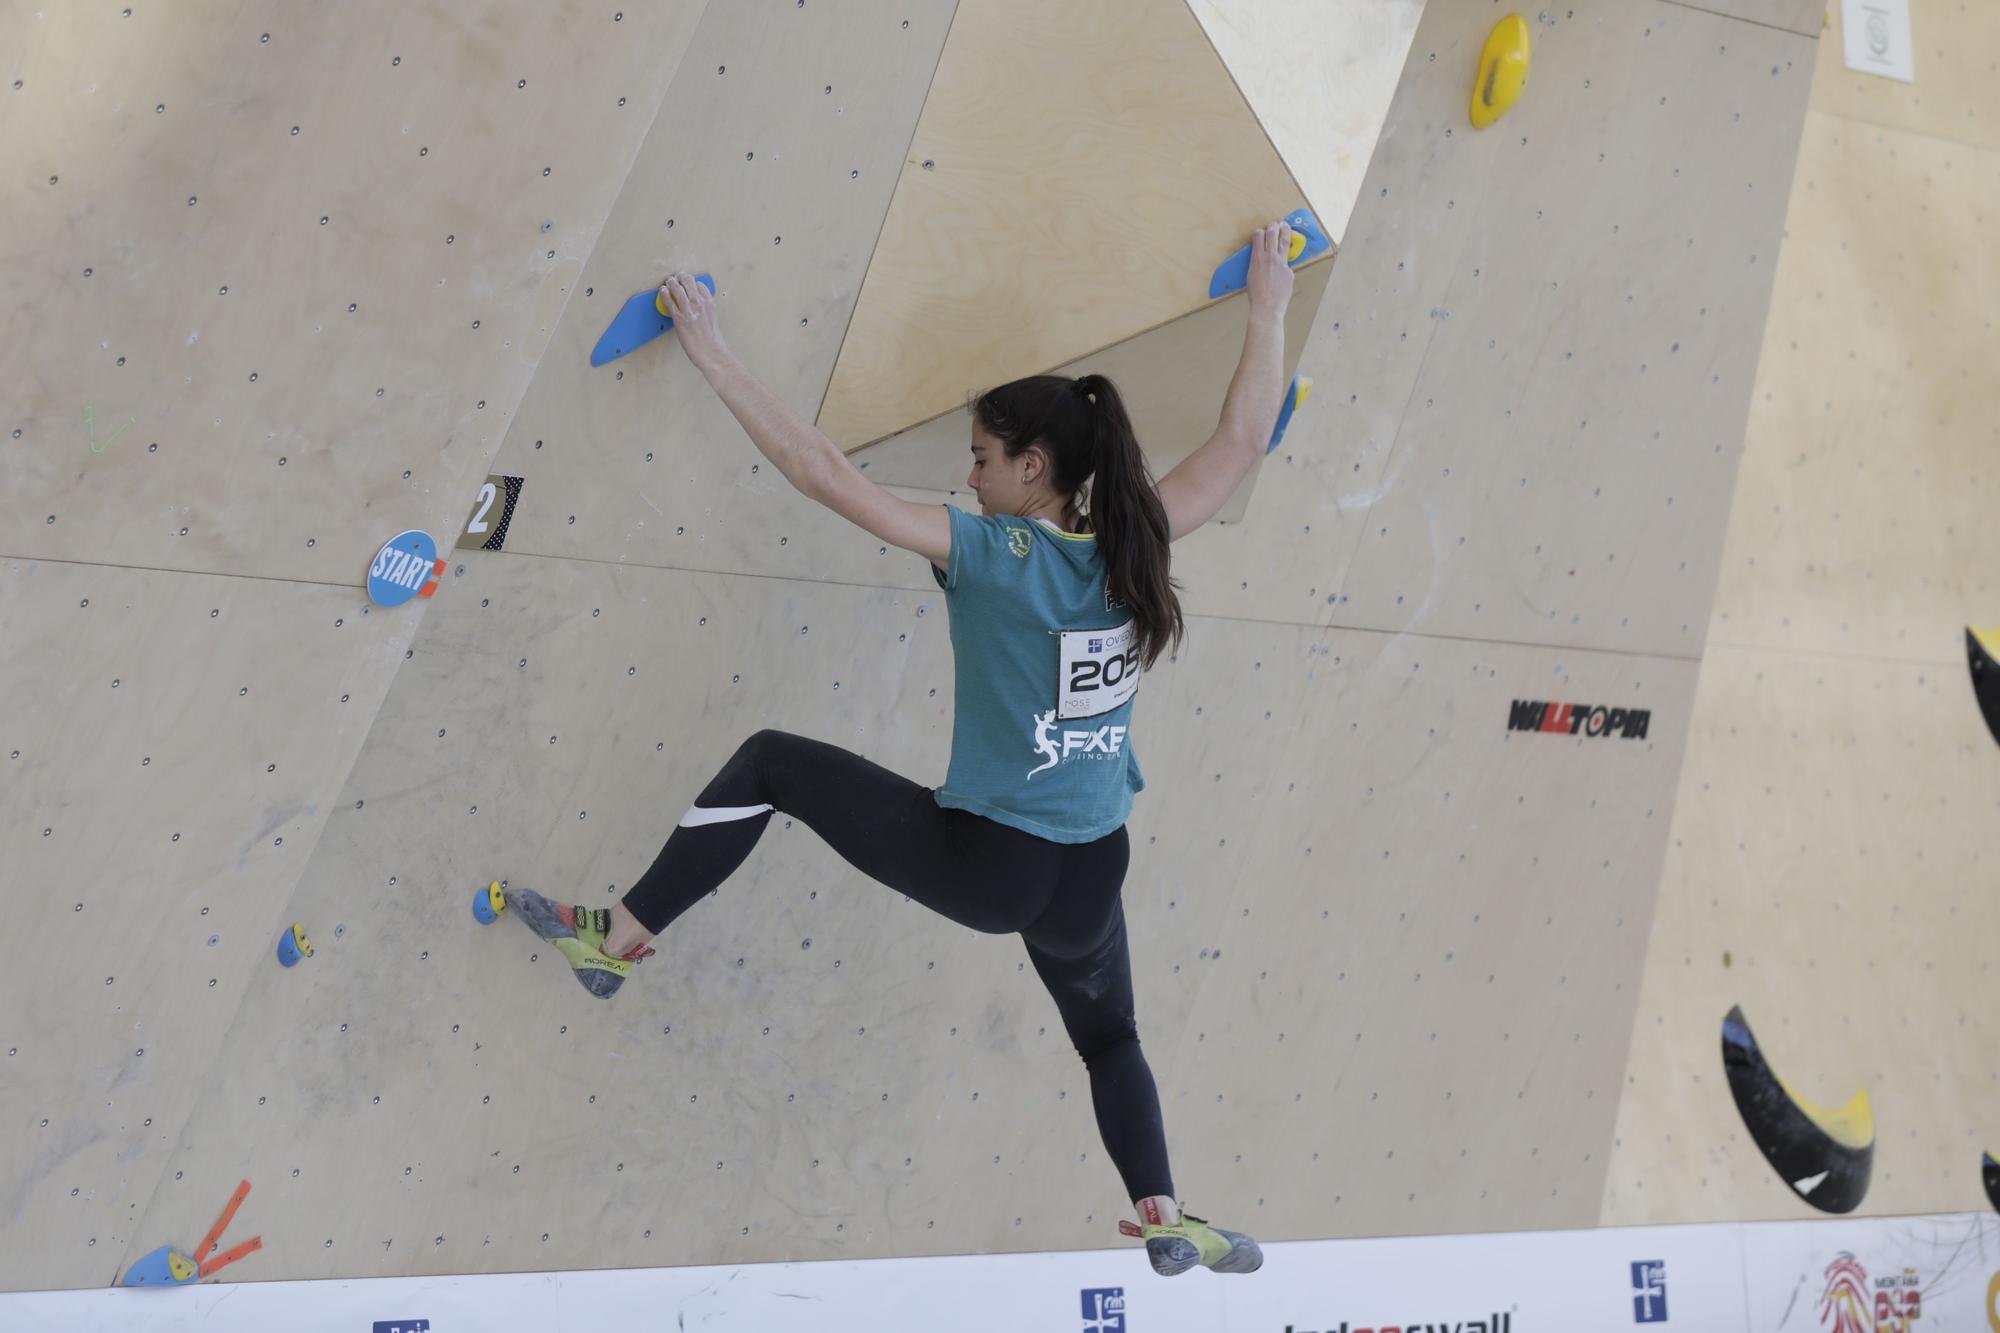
[929,504,1149,843]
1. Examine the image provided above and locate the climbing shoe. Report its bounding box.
[504,888,652,999]
[1119,1212,1264,1277]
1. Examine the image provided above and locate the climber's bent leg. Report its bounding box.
[620,728,1064,938]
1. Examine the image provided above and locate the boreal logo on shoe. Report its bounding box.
[1507,698,1651,740]
[1080,1286,1125,1332]
[1283,1315,1514,1333]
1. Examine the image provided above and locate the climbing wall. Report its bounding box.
[0,0,963,1287]
[2,0,1831,1295]
[1123,0,1818,1241]
[1603,2,2000,1224]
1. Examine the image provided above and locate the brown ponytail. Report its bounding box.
[971,374,1185,671]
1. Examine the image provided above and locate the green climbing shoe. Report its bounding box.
[1122,1212,1264,1277]
[505,887,636,999]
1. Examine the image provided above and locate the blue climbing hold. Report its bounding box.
[122,1244,200,1287]
[472,880,506,925]
[1268,374,1312,453]
[276,923,313,968]
[1209,210,1330,300]
[591,274,715,367]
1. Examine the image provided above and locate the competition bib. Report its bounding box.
[1057,621,1141,721]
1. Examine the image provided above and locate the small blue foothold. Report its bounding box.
[122,1244,198,1286]
[276,923,313,968]
[472,881,506,925]
[1268,373,1310,453]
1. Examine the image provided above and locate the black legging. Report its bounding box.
[623,729,1174,1204]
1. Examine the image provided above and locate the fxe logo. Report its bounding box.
[1027,711,1127,778]
[1286,1314,1512,1333]
[1508,699,1650,740]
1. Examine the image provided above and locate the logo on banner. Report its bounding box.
[1818,1252,1922,1333]
[1284,1312,1513,1332]
[1081,1286,1125,1332]
[1632,1259,1668,1323]
[367,529,447,608]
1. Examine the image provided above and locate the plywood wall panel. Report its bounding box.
[1810,1,2000,151]
[0,3,708,578]
[1603,646,2000,1222]
[0,558,398,1284]
[1604,0,2000,1226]
[1160,4,1819,658]
[1187,0,1425,239]
[1664,0,1824,39]
[1707,114,1999,658]
[815,0,1310,450]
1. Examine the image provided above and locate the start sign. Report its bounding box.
[368,530,446,608]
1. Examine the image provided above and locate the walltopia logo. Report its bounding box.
[1508,699,1650,740]
[1285,1313,1513,1333]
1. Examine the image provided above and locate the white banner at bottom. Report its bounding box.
[5,1210,1998,1332]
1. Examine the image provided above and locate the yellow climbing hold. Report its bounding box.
[1774,1070,1875,1151]
[1471,14,1533,130]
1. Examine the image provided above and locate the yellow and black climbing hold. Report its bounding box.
[472,879,508,924]
[1967,627,2000,750]
[1721,1005,1873,1214]
[276,923,313,968]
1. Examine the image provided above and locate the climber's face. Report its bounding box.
[967,423,1052,517]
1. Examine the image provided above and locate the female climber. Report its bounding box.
[506,221,1299,1278]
